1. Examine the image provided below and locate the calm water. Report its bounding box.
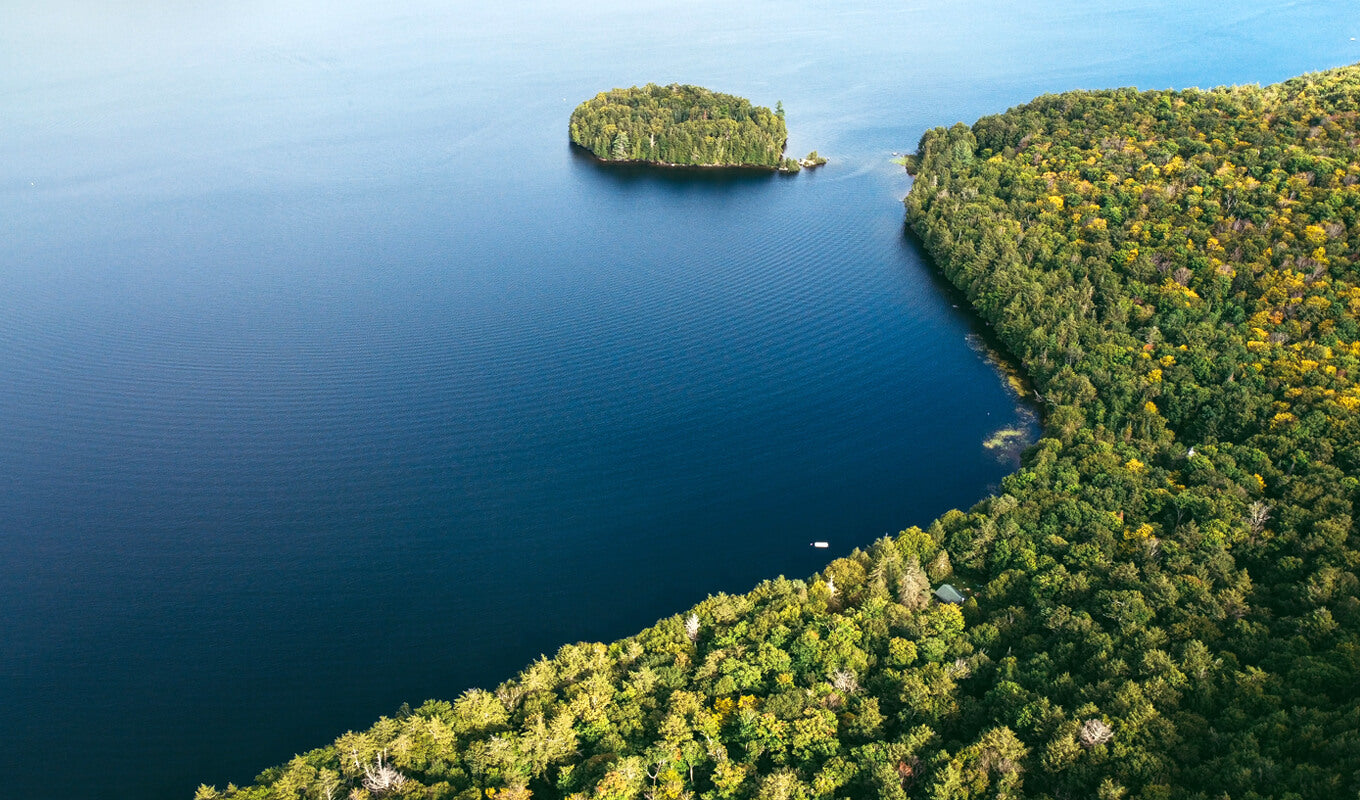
[1,1,1355,797]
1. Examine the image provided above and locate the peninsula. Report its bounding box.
[569,83,825,172]
[202,65,1360,800]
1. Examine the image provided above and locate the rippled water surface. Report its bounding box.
[2,1,1356,797]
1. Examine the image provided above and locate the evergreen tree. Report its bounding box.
[569,84,793,169]
[204,63,1360,800]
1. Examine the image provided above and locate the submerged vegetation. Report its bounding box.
[569,84,821,172]
[981,426,1029,452]
[203,65,1360,799]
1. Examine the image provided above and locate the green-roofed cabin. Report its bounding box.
[934,584,965,604]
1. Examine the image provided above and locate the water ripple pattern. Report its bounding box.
[2,0,1352,797]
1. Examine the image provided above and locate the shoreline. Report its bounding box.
[569,142,825,173]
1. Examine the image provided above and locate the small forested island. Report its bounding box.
[569,83,825,172]
[202,65,1360,800]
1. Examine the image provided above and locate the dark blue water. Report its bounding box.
[1,1,1355,797]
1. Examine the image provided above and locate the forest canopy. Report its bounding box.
[569,84,817,171]
[202,65,1360,800]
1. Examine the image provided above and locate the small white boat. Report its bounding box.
[812,541,830,548]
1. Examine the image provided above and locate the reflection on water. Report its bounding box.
[1,0,1355,797]
[568,143,786,186]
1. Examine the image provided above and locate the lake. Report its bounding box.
[1,1,1355,797]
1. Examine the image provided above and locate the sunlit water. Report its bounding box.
[1,1,1355,797]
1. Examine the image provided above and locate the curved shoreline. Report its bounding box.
[204,158,1043,798]
[903,222,1046,429]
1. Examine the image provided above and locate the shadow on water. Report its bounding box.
[899,219,1044,470]
[568,142,787,191]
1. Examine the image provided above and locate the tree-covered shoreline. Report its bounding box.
[201,65,1360,800]
[569,84,823,173]
[902,63,1360,799]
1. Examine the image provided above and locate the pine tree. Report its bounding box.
[611,130,631,160]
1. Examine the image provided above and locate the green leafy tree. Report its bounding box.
[569,84,794,169]
[202,64,1360,800]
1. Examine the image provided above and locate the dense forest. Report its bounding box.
[569,84,817,171]
[200,65,1360,799]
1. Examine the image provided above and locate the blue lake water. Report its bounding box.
[1,1,1356,797]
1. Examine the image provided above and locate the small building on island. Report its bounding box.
[934,584,965,605]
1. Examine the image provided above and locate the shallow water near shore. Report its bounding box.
[1,1,1356,797]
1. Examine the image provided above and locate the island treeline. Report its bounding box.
[201,65,1360,800]
[569,84,820,172]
